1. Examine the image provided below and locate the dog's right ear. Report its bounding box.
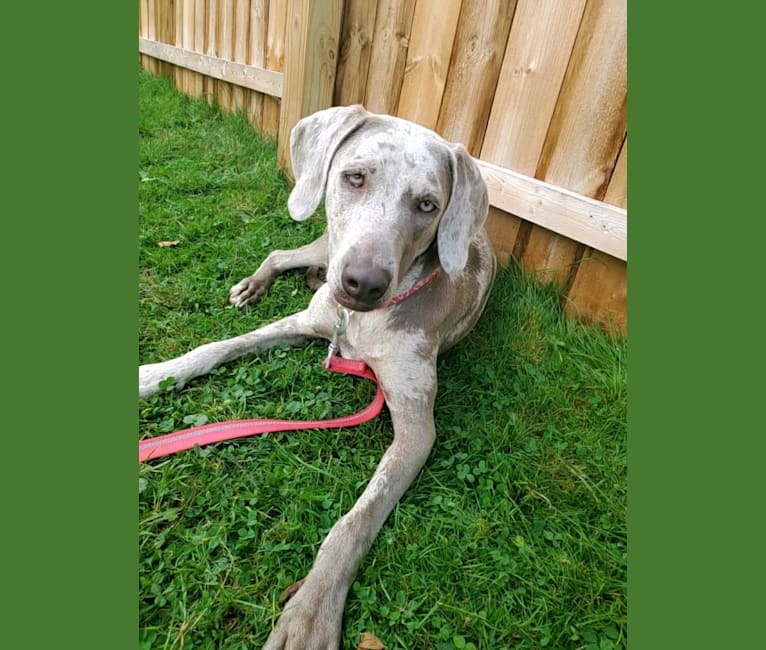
[287,105,368,221]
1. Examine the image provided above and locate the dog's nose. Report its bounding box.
[341,264,392,305]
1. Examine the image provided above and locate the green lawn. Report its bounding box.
[138,69,627,650]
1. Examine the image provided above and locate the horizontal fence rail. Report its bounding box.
[138,38,284,98]
[478,160,627,262]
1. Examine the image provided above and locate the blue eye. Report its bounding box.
[418,200,436,213]
[345,173,365,187]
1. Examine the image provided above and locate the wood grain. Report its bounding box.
[363,0,416,115]
[523,0,627,286]
[485,207,523,267]
[334,0,379,106]
[565,136,628,334]
[478,159,627,261]
[180,0,204,97]
[396,0,461,130]
[229,0,250,113]
[481,0,586,174]
[262,0,288,137]
[277,0,344,173]
[139,38,284,96]
[215,0,235,110]
[603,136,627,209]
[435,0,516,155]
[140,0,149,71]
[205,0,219,103]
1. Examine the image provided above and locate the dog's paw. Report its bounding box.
[229,273,273,308]
[262,578,345,650]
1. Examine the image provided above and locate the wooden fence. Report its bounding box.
[139,0,628,334]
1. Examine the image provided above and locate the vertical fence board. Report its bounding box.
[435,0,517,155]
[262,0,287,137]
[215,0,235,110]
[192,0,205,96]
[482,0,586,175]
[480,0,585,267]
[145,0,159,73]
[536,0,627,199]
[523,0,627,287]
[564,248,627,334]
[156,0,177,80]
[396,0,461,130]
[278,0,344,173]
[363,0,416,115]
[334,0,378,106]
[485,207,523,267]
[181,0,204,97]
[175,1,187,90]
[565,136,627,333]
[204,0,219,103]
[246,0,268,130]
[230,0,250,113]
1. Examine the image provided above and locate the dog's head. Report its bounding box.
[287,105,488,312]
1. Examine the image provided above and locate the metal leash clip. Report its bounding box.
[325,305,351,367]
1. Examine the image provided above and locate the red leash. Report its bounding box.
[139,267,440,463]
[139,356,385,462]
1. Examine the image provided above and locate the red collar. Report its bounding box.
[386,267,441,306]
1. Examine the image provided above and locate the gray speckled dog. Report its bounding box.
[139,105,496,650]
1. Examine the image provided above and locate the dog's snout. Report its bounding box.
[341,264,392,305]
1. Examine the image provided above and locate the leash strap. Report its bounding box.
[139,357,385,462]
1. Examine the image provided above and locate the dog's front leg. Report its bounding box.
[263,371,437,650]
[139,294,335,398]
[230,231,328,307]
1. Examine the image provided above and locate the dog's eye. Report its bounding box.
[417,199,437,213]
[345,172,365,188]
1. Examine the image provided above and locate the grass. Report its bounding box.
[138,69,627,650]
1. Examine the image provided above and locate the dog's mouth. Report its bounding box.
[333,291,383,313]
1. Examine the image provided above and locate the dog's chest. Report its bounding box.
[338,310,393,362]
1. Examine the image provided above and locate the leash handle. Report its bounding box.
[138,356,384,462]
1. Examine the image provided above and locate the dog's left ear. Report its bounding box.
[287,105,368,221]
[437,144,489,276]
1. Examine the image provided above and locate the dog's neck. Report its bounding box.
[388,244,442,307]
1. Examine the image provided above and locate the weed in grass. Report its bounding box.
[139,69,627,649]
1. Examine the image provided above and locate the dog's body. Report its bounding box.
[139,105,496,649]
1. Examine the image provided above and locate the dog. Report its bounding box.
[139,104,496,649]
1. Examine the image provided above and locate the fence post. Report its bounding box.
[278,0,344,177]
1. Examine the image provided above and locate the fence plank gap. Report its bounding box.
[565,136,628,334]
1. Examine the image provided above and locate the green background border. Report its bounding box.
[629,3,763,648]
[4,3,136,648]
[4,2,763,647]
